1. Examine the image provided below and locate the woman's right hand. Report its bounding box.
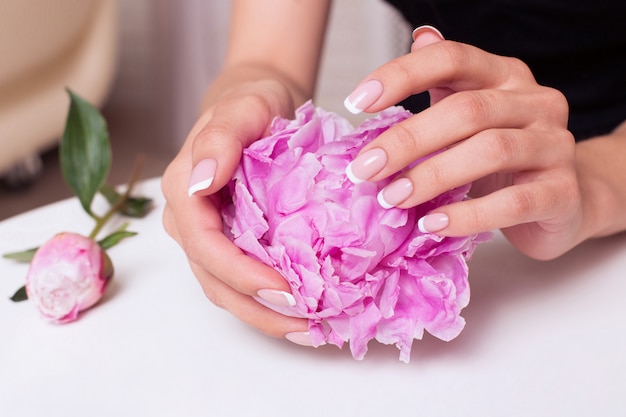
[161,79,313,345]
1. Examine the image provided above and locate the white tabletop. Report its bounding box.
[1,177,625,416]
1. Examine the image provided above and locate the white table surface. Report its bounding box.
[1,177,625,416]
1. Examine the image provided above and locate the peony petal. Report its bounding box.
[220,101,489,362]
[231,181,269,239]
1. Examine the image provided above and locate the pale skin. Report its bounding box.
[161,0,626,345]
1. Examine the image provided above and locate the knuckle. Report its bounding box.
[201,93,273,142]
[160,166,174,199]
[387,121,422,155]
[239,91,274,117]
[529,86,570,129]
[202,287,228,310]
[555,128,576,153]
[182,241,205,269]
[193,118,232,147]
[435,41,468,78]
[384,58,415,88]
[160,160,181,200]
[458,201,491,232]
[454,91,493,126]
[550,169,580,205]
[161,207,176,238]
[505,56,534,80]
[187,261,230,311]
[420,157,448,187]
[505,187,535,219]
[482,130,519,166]
[545,87,570,124]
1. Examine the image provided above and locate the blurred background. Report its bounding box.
[0,0,410,220]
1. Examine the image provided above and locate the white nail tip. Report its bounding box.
[283,292,297,306]
[345,163,364,184]
[377,190,394,209]
[417,216,428,233]
[412,25,444,40]
[187,177,214,197]
[343,97,362,115]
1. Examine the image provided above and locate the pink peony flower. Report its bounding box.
[25,232,113,324]
[221,101,489,362]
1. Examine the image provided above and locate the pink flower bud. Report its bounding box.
[25,232,113,324]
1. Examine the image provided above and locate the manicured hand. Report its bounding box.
[344,26,581,260]
[161,80,311,344]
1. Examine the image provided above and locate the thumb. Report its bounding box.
[187,92,293,197]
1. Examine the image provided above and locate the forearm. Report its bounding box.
[202,0,331,111]
[576,121,626,240]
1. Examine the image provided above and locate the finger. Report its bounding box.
[188,261,309,340]
[418,178,577,238]
[345,40,534,114]
[174,190,292,297]
[349,89,541,183]
[411,25,444,50]
[383,128,567,209]
[163,153,294,297]
[165,202,310,339]
[410,26,454,105]
[188,84,294,196]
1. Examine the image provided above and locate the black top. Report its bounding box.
[384,0,626,140]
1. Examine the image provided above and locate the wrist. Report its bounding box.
[201,63,312,112]
[575,132,626,240]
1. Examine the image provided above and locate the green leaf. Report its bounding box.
[2,247,38,263]
[99,183,120,205]
[100,183,153,218]
[118,196,153,218]
[10,286,28,302]
[98,230,138,250]
[60,89,112,216]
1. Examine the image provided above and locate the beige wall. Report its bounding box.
[0,0,117,172]
[107,0,410,151]
[317,0,411,122]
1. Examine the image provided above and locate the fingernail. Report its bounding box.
[285,331,314,347]
[344,79,383,115]
[411,25,444,42]
[418,213,449,233]
[411,25,444,52]
[257,289,296,307]
[188,159,217,196]
[377,178,414,209]
[346,148,387,184]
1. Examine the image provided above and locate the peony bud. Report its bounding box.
[25,232,113,324]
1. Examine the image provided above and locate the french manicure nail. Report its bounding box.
[285,331,314,347]
[412,25,444,42]
[257,289,296,307]
[346,148,388,184]
[411,25,445,52]
[187,158,217,196]
[343,79,384,115]
[418,213,449,233]
[377,178,414,209]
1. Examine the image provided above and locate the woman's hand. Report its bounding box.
[161,80,312,344]
[344,26,582,260]
[160,0,330,344]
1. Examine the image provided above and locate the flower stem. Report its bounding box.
[88,155,145,240]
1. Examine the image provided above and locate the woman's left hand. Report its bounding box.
[343,26,582,260]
